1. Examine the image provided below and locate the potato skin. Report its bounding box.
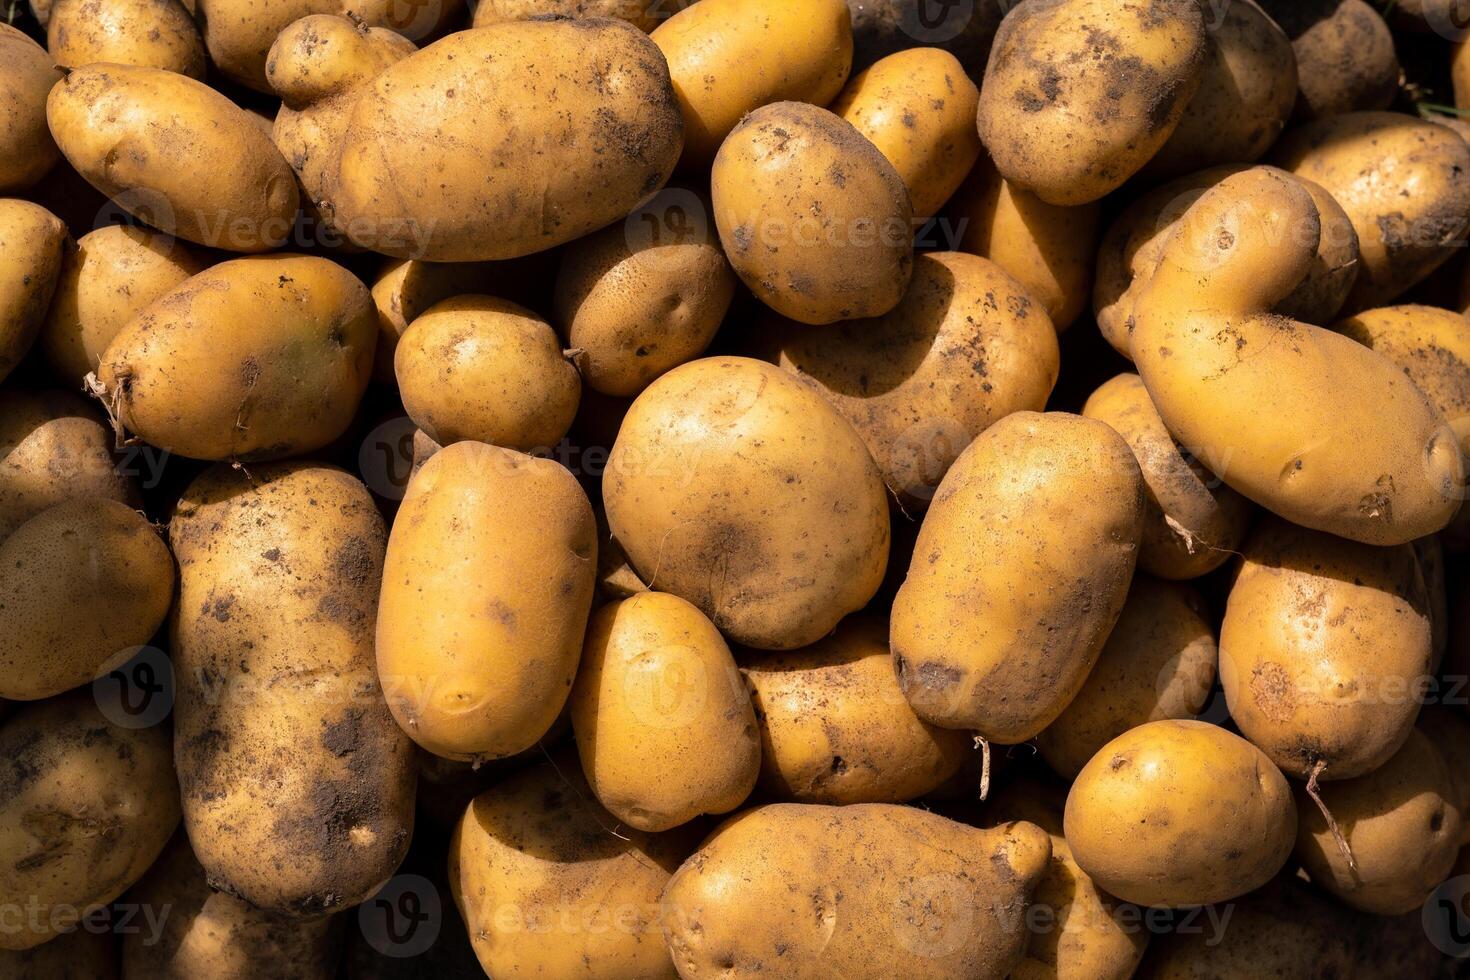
[0,691,179,951]
[1257,0,1399,121]
[47,0,205,76]
[571,592,760,831]
[740,614,971,805]
[661,803,1052,980]
[0,200,67,385]
[0,26,62,193]
[604,357,890,650]
[331,18,682,261]
[169,463,416,917]
[1064,720,1297,908]
[891,411,1144,740]
[377,441,597,761]
[98,254,376,461]
[712,102,914,325]
[473,0,688,30]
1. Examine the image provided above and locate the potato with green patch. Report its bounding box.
[47,0,205,76]
[0,200,67,385]
[0,26,62,193]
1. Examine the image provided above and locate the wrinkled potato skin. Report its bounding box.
[473,0,691,30]
[47,0,205,76]
[170,464,416,917]
[1258,0,1399,120]
[99,254,376,461]
[378,441,597,761]
[0,927,118,978]
[977,0,1207,206]
[712,102,914,325]
[1036,576,1217,780]
[891,412,1144,740]
[1221,517,1431,781]
[761,251,1058,510]
[1295,729,1461,915]
[846,0,1002,78]
[0,692,179,951]
[740,615,971,805]
[1065,720,1297,908]
[0,201,67,385]
[332,19,683,261]
[0,26,62,193]
[604,357,890,651]
[1082,373,1253,579]
[571,592,760,831]
[661,803,1052,980]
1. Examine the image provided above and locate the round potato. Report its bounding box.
[473,0,689,30]
[1064,719,1297,908]
[740,614,972,805]
[604,357,890,650]
[0,25,62,193]
[0,200,67,385]
[377,441,597,761]
[891,411,1144,740]
[1257,0,1399,120]
[712,101,914,325]
[571,591,760,831]
[47,0,205,76]
[846,0,1001,78]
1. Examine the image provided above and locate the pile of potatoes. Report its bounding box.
[7,0,1470,976]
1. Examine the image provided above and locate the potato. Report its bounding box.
[740,614,971,805]
[1257,0,1399,120]
[832,47,981,218]
[96,254,375,461]
[651,0,852,167]
[712,101,914,325]
[604,357,890,650]
[473,0,689,30]
[1418,706,1470,840]
[40,225,208,386]
[1082,373,1253,579]
[0,927,118,979]
[1036,576,1216,780]
[1131,167,1462,545]
[0,200,67,385]
[1274,112,1470,312]
[571,592,759,831]
[1065,720,1297,908]
[661,803,1052,980]
[47,0,205,76]
[553,189,735,397]
[121,836,343,979]
[330,18,682,261]
[1220,516,1431,781]
[760,252,1056,509]
[378,441,597,761]
[0,691,178,951]
[1295,728,1461,915]
[976,0,1207,206]
[394,295,579,451]
[846,0,1001,78]
[891,411,1143,740]
[170,463,415,916]
[0,26,62,193]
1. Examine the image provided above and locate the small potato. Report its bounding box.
[378,441,597,761]
[0,691,179,951]
[712,102,914,325]
[97,254,376,461]
[0,200,67,384]
[473,0,689,30]
[571,592,760,831]
[41,225,208,386]
[395,295,580,451]
[661,803,1052,980]
[890,411,1144,740]
[1257,0,1399,120]
[1036,576,1217,781]
[1295,729,1461,915]
[604,357,890,650]
[0,26,62,193]
[47,0,205,76]
[832,47,981,218]
[1065,720,1297,908]
[1082,373,1253,579]
[0,927,118,979]
[846,0,1001,78]
[740,614,972,805]
[977,0,1207,206]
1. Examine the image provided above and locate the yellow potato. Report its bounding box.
[1258,0,1399,120]
[0,26,62,193]
[47,0,205,76]
[0,200,67,384]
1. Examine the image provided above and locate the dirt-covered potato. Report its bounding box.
[661,803,1052,980]
[977,0,1208,206]
[330,18,682,260]
[1036,576,1216,780]
[604,357,890,650]
[740,614,972,805]
[0,200,67,385]
[1065,720,1297,908]
[0,26,62,193]
[170,463,415,917]
[891,411,1143,740]
[712,101,914,325]
[1257,0,1399,120]
[47,0,205,76]
[846,0,1002,78]
[0,927,118,979]
[0,691,179,951]
[572,592,760,831]
[378,441,597,761]
[473,0,689,29]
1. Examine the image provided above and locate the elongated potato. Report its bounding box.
[0,26,62,193]
[0,200,67,385]
[378,441,597,761]
[170,463,415,917]
[47,0,205,76]
[891,411,1144,740]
